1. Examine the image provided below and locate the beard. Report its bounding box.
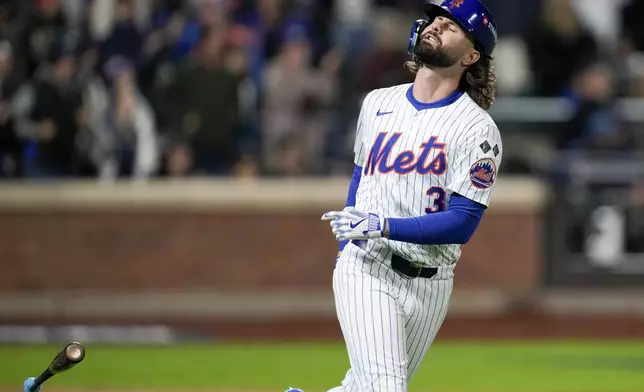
[414,39,459,68]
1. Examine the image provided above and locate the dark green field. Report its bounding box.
[1,341,644,392]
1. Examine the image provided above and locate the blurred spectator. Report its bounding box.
[357,10,411,93]
[89,0,154,42]
[5,0,643,182]
[84,56,159,181]
[0,1,29,43]
[374,0,418,14]
[139,7,190,124]
[492,37,533,96]
[572,0,629,49]
[300,0,334,64]
[194,0,229,29]
[523,0,599,97]
[619,57,644,152]
[100,0,143,67]
[0,41,24,178]
[163,140,193,176]
[224,33,261,177]
[484,0,541,37]
[20,0,69,79]
[58,0,87,31]
[334,0,368,30]
[25,41,88,178]
[620,0,644,53]
[332,0,371,67]
[261,25,339,176]
[163,26,244,176]
[556,62,627,152]
[73,33,99,88]
[236,0,289,61]
[235,0,309,91]
[168,0,229,63]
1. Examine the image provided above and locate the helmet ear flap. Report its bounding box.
[408,19,430,56]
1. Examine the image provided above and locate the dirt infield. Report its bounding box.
[158,311,644,340]
[5,309,644,340]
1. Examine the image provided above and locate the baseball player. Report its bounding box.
[319,0,501,391]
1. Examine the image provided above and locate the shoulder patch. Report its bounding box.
[469,158,497,189]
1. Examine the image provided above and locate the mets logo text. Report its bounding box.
[449,0,464,8]
[469,158,496,189]
[363,132,447,176]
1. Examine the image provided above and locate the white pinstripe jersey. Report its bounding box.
[353,82,503,267]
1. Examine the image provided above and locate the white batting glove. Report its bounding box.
[321,207,386,241]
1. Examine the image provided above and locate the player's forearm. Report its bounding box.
[385,212,474,245]
[339,164,363,251]
[345,164,362,207]
[384,194,485,245]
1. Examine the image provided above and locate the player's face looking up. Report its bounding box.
[415,16,480,70]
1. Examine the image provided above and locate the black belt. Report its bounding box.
[391,254,438,279]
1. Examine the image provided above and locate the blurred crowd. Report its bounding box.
[0,0,644,181]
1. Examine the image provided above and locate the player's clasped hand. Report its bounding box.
[321,207,386,241]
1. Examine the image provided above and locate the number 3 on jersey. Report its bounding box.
[425,186,446,214]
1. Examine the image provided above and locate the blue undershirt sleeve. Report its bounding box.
[387,193,486,245]
[338,164,362,251]
[345,164,362,207]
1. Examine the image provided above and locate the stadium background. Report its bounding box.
[1,0,644,391]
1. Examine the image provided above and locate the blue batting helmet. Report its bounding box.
[408,0,498,58]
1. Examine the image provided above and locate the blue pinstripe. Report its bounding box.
[330,243,453,392]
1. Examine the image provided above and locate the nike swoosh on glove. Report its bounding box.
[321,208,385,241]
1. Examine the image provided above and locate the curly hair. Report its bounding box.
[404,55,497,110]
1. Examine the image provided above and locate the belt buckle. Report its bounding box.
[414,265,423,278]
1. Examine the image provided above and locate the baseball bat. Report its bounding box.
[23,342,86,392]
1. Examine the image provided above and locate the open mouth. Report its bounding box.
[423,34,441,46]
